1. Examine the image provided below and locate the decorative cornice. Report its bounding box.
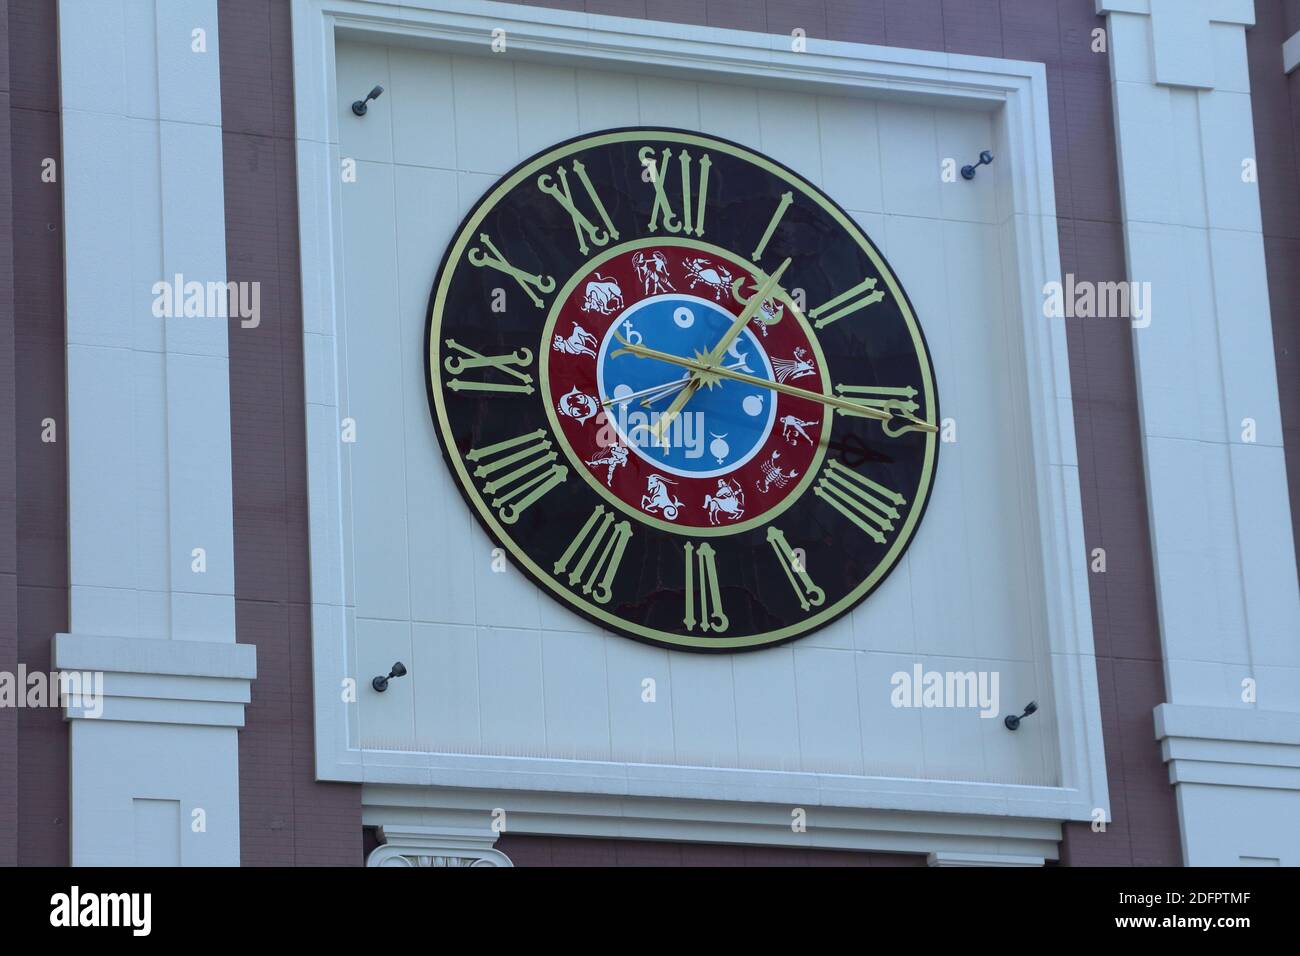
[51,632,256,727]
[927,851,1045,867]
[1154,704,1300,790]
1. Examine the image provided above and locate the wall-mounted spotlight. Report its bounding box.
[1004,700,1038,731]
[371,661,407,693]
[352,84,385,116]
[961,150,995,180]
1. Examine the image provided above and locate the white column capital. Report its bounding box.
[1097,0,1255,89]
[367,825,513,868]
[927,851,1045,867]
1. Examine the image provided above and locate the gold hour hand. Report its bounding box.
[610,338,937,433]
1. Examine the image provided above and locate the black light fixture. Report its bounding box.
[1004,700,1038,731]
[372,661,407,693]
[961,150,995,180]
[352,84,385,116]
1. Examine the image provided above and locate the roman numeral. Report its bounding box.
[537,160,619,255]
[443,339,534,394]
[467,233,556,308]
[553,505,632,605]
[766,527,825,612]
[813,459,906,544]
[683,541,727,632]
[808,276,886,330]
[833,383,924,436]
[639,146,711,236]
[466,429,567,524]
[751,191,793,261]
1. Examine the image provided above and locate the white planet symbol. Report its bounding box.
[673,306,694,328]
[710,433,730,463]
[742,395,763,416]
[614,384,633,401]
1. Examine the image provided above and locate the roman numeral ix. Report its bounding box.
[465,429,567,525]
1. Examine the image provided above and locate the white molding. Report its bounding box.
[1284,30,1300,74]
[363,785,1063,860]
[927,851,1045,867]
[293,0,1107,835]
[1155,704,1300,790]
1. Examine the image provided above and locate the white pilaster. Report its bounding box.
[1284,30,1300,74]
[58,0,251,865]
[1097,0,1300,864]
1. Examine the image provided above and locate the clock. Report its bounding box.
[426,128,938,651]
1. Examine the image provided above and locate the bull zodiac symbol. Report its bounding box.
[581,274,624,316]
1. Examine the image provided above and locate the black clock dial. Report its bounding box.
[426,128,939,651]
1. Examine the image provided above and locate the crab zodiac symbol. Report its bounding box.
[757,451,799,494]
[586,444,629,486]
[641,474,684,520]
[553,322,599,359]
[703,477,746,525]
[632,250,675,295]
[683,258,734,301]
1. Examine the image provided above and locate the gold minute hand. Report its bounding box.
[610,337,938,433]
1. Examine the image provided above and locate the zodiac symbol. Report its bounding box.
[553,322,598,358]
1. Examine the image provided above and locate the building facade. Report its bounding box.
[1,0,1298,867]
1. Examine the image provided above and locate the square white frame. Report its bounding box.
[291,0,1109,842]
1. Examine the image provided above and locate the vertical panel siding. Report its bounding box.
[218,0,362,866]
[1,0,70,867]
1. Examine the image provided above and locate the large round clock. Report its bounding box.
[426,128,938,651]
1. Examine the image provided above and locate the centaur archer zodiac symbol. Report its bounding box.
[553,321,598,358]
[586,443,629,486]
[641,474,683,520]
[632,250,675,295]
[756,451,799,494]
[704,477,745,525]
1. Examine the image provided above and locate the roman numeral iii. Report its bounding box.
[553,505,632,605]
[639,146,711,236]
[465,429,567,524]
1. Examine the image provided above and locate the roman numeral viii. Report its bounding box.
[465,429,567,524]
[553,505,632,605]
[639,146,711,236]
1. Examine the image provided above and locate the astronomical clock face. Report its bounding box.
[427,128,939,651]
